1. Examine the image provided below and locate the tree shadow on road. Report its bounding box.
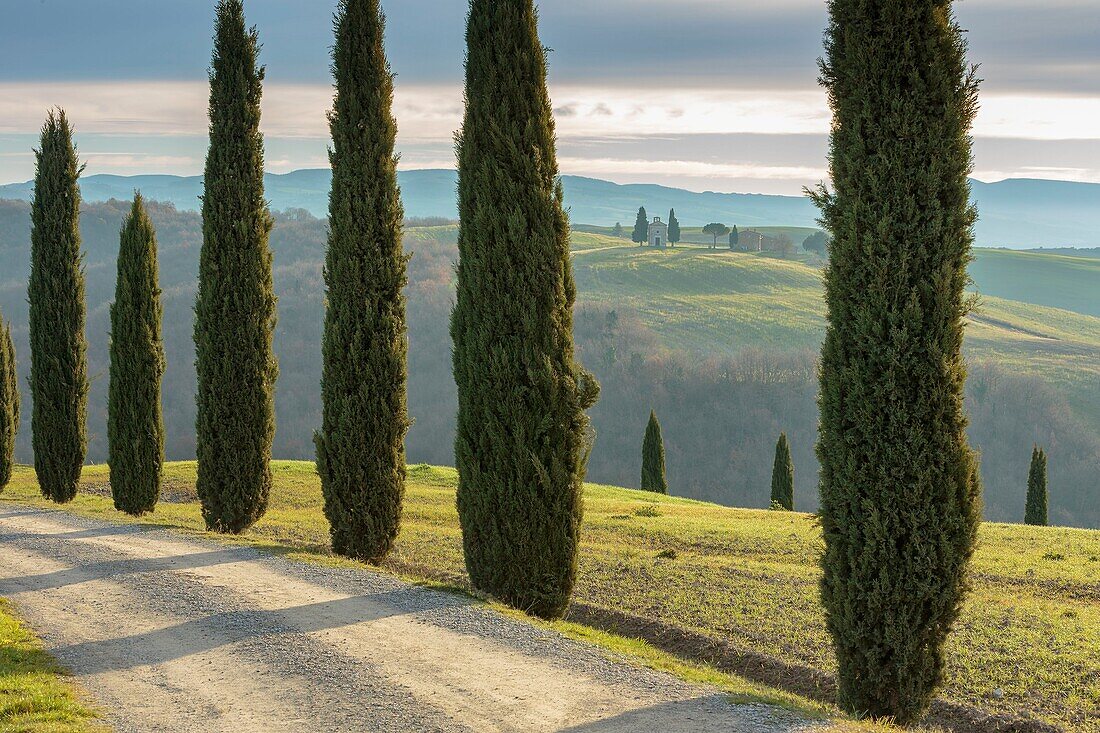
[45,589,472,675]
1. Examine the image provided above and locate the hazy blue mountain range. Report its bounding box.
[2,169,1098,249]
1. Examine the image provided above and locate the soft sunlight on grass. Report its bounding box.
[570,242,1100,436]
[3,462,1097,731]
[0,599,103,733]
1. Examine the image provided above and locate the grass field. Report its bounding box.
[3,462,1097,732]
[565,235,1100,433]
[0,599,102,732]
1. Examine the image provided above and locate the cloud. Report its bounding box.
[2,0,1098,95]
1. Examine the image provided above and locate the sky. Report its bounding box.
[1,0,1098,194]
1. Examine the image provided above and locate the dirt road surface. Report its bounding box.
[0,504,824,733]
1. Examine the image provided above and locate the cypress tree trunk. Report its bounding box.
[770,433,794,510]
[108,194,165,516]
[195,0,278,534]
[0,311,18,490]
[316,0,409,563]
[640,410,668,494]
[1024,446,1048,526]
[811,0,983,723]
[28,110,88,503]
[452,0,599,620]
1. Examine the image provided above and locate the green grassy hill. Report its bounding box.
[568,234,1100,434]
[5,462,1097,732]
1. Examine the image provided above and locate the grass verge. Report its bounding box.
[0,598,102,733]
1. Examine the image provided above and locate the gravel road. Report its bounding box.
[0,503,824,732]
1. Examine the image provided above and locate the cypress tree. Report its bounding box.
[0,311,18,491]
[632,207,648,244]
[108,194,165,516]
[452,0,599,620]
[729,225,739,250]
[1024,445,1048,526]
[28,110,88,504]
[640,410,667,494]
[770,433,794,510]
[667,209,680,246]
[194,0,278,534]
[811,0,983,723]
[315,0,409,563]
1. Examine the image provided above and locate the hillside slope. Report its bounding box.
[0,201,1097,527]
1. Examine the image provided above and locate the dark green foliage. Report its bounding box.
[640,410,667,494]
[811,0,983,723]
[803,230,829,255]
[0,312,17,490]
[611,222,624,238]
[632,207,648,244]
[315,0,409,563]
[1025,445,1048,526]
[770,433,794,510]
[703,222,729,248]
[452,0,599,620]
[28,110,88,504]
[108,195,164,516]
[194,0,278,534]
[729,225,739,250]
[667,209,680,245]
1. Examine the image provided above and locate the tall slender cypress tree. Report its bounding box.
[195,0,278,534]
[0,311,18,491]
[811,0,983,723]
[28,110,88,504]
[770,433,794,510]
[632,207,648,244]
[316,0,409,563]
[640,410,667,494]
[1024,445,1048,526]
[667,209,680,246]
[108,194,165,516]
[452,0,599,620]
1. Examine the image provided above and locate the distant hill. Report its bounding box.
[2,169,1099,249]
[1,199,1098,527]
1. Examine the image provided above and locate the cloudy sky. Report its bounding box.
[1,0,1098,194]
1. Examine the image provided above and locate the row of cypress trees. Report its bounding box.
[8,0,1025,723]
[15,2,598,625]
[23,110,165,513]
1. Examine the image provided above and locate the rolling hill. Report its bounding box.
[0,200,1097,528]
[2,170,1100,248]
